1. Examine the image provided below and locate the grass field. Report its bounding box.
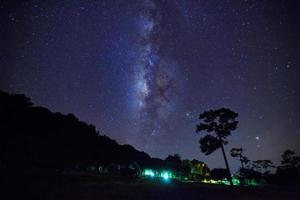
[5,172,299,200]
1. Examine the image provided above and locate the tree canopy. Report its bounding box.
[196,108,238,185]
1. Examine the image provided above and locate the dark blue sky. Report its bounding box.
[1,0,299,172]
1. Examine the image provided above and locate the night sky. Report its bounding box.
[1,0,299,172]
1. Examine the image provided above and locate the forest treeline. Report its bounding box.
[1,91,299,186]
[0,90,154,171]
[0,91,208,179]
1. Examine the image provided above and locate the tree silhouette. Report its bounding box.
[165,154,182,172]
[252,160,274,175]
[190,159,210,180]
[196,108,238,185]
[275,150,300,184]
[230,148,250,169]
[181,159,192,178]
[280,149,300,170]
[210,168,228,180]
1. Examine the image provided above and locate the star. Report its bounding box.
[185,112,191,117]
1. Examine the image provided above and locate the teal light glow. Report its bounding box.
[162,172,169,180]
[222,177,241,186]
[233,177,240,185]
[142,169,173,181]
[144,169,155,177]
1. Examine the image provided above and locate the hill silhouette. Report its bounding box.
[0,91,152,172]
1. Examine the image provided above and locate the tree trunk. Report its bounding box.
[240,159,244,169]
[219,137,233,185]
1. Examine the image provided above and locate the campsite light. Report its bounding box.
[222,177,241,186]
[162,172,169,180]
[142,169,174,180]
[144,169,155,177]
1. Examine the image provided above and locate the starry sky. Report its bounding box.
[1,0,299,172]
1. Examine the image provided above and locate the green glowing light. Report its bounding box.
[221,177,241,186]
[222,179,230,185]
[162,172,170,180]
[233,177,240,185]
[245,179,259,186]
[142,169,174,181]
[144,169,155,177]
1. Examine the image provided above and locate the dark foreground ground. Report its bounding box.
[3,171,299,200]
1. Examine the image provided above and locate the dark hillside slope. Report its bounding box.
[0,91,150,171]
